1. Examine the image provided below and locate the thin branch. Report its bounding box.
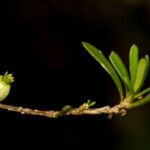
[0,103,59,118]
[0,98,131,118]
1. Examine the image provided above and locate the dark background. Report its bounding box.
[1,0,150,149]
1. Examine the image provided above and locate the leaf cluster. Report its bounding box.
[82,42,150,108]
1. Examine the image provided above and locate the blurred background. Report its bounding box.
[1,0,150,149]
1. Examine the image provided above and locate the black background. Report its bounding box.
[1,0,150,149]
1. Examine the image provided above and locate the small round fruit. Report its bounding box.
[0,72,14,102]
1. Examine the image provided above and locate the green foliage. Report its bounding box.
[82,42,124,100]
[86,99,96,107]
[133,57,148,93]
[82,42,150,108]
[128,94,150,109]
[109,51,132,91]
[135,87,150,99]
[129,44,139,84]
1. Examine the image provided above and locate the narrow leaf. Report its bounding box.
[82,42,124,99]
[129,44,139,84]
[109,51,132,91]
[128,94,150,109]
[144,55,149,82]
[89,101,96,107]
[135,87,150,98]
[133,57,148,92]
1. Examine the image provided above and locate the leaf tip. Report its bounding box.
[82,41,88,47]
[131,44,138,49]
[109,51,115,57]
[145,54,149,59]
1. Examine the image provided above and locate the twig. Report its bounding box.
[0,98,131,118]
[0,103,59,118]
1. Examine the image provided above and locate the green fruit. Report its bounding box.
[0,72,14,102]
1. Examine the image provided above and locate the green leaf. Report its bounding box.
[144,55,149,82]
[88,101,96,107]
[82,42,124,100]
[109,51,132,91]
[129,44,139,84]
[133,57,149,93]
[135,87,150,98]
[128,94,150,109]
[87,99,91,104]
